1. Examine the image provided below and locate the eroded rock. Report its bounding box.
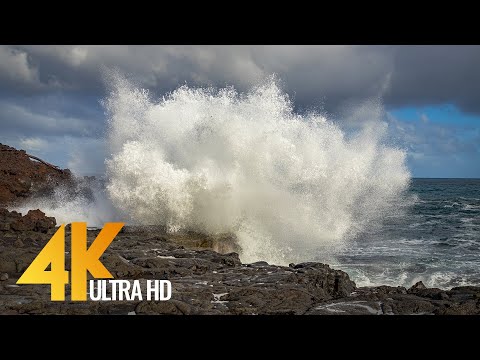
[1,208,56,234]
[2,226,479,315]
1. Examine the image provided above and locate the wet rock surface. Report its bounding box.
[308,284,480,315]
[1,224,479,315]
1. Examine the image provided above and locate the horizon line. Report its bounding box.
[412,177,480,180]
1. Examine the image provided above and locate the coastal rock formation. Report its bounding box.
[0,208,56,234]
[1,225,479,315]
[0,143,72,207]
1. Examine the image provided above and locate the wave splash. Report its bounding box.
[11,177,121,227]
[103,74,411,264]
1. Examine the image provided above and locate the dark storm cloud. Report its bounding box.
[385,46,480,114]
[0,94,104,138]
[1,45,478,176]
[2,45,480,115]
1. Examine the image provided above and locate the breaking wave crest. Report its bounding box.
[103,74,411,264]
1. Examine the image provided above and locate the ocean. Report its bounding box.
[323,178,480,289]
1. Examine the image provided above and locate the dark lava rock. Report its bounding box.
[1,208,56,234]
[0,227,359,315]
[1,226,480,315]
[0,143,72,207]
[408,281,427,293]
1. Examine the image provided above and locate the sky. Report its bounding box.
[0,45,479,178]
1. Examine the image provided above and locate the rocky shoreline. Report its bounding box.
[1,143,479,315]
[1,212,479,315]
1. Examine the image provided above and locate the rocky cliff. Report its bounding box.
[0,143,72,207]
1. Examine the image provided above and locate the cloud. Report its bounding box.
[420,113,429,124]
[387,113,478,155]
[386,112,480,177]
[0,46,40,87]
[0,100,102,137]
[0,93,104,138]
[385,45,480,114]
[0,45,394,112]
[19,137,49,152]
[1,45,479,116]
[0,45,479,177]
[66,137,106,175]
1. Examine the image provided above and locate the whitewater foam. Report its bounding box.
[102,74,411,264]
[11,177,122,227]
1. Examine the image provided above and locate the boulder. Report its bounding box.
[0,208,56,234]
[408,281,427,293]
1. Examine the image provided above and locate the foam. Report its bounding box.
[103,73,411,264]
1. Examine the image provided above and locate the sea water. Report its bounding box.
[324,178,480,289]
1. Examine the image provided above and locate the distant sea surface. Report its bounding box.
[319,178,480,289]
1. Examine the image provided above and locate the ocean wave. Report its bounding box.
[103,73,411,264]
